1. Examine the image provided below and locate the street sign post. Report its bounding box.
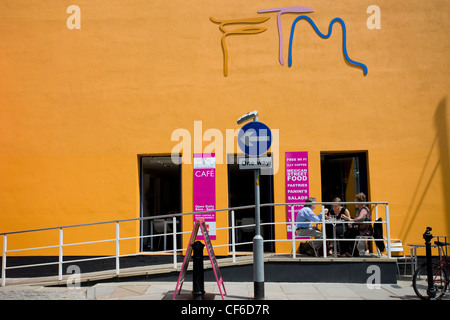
[236,113,272,300]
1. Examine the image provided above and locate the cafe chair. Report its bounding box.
[153,219,173,251]
[293,235,318,257]
[386,239,416,277]
[373,217,385,254]
[352,235,378,257]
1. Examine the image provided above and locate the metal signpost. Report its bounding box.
[236,111,272,300]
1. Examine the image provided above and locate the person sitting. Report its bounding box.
[325,197,351,254]
[295,197,324,256]
[340,192,373,256]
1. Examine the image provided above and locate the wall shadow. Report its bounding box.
[435,97,450,233]
[400,97,449,240]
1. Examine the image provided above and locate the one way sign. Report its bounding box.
[237,121,272,156]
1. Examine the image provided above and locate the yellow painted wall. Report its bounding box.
[0,0,449,256]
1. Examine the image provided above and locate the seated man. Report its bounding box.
[295,197,324,255]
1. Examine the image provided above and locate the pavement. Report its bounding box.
[0,278,444,300]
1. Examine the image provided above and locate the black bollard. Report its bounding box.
[423,227,436,300]
[192,240,205,300]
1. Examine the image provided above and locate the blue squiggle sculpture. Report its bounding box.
[288,16,368,75]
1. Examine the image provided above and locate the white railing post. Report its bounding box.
[2,235,6,287]
[115,222,120,275]
[322,205,327,258]
[58,228,63,281]
[173,217,177,269]
[150,220,154,250]
[231,210,236,263]
[374,204,379,254]
[291,206,296,258]
[385,204,391,258]
[163,220,167,251]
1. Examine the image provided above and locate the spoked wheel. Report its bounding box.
[412,263,448,300]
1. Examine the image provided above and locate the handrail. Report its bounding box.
[0,202,387,236]
[0,204,258,236]
[0,201,391,286]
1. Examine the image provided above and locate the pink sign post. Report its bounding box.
[285,151,309,239]
[193,153,216,240]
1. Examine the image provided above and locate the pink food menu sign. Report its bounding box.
[193,153,216,240]
[285,151,309,239]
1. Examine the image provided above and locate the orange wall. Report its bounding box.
[0,0,449,255]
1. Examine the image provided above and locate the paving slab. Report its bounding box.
[1,279,448,301]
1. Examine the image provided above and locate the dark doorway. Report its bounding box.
[320,152,369,215]
[139,156,182,252]
[227,155,275,252]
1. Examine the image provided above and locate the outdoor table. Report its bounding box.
[406,242,439,272]
[324,219,347,257]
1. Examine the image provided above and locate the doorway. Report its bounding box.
[320,152,369,215]
[227,155,275,252]
[139,156,182,252]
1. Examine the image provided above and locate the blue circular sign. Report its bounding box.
[237,121,272,156]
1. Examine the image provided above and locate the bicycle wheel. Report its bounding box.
[412,263,448,300]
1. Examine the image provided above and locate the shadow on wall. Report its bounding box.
[400,97,450,240]
[436,98,450,233]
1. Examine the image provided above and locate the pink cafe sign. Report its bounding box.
[285,151,309,240]
[193,153,216,240]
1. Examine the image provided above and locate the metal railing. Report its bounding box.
[0,201,390,286]
[289,202,391,259]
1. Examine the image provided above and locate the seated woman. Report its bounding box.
[339,193,373,257]
[325,197,351,254]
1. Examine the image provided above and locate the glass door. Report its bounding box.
[320,152,369,215]
[139,156,182,252]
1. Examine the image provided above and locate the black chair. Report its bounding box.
[374,217,385,254]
